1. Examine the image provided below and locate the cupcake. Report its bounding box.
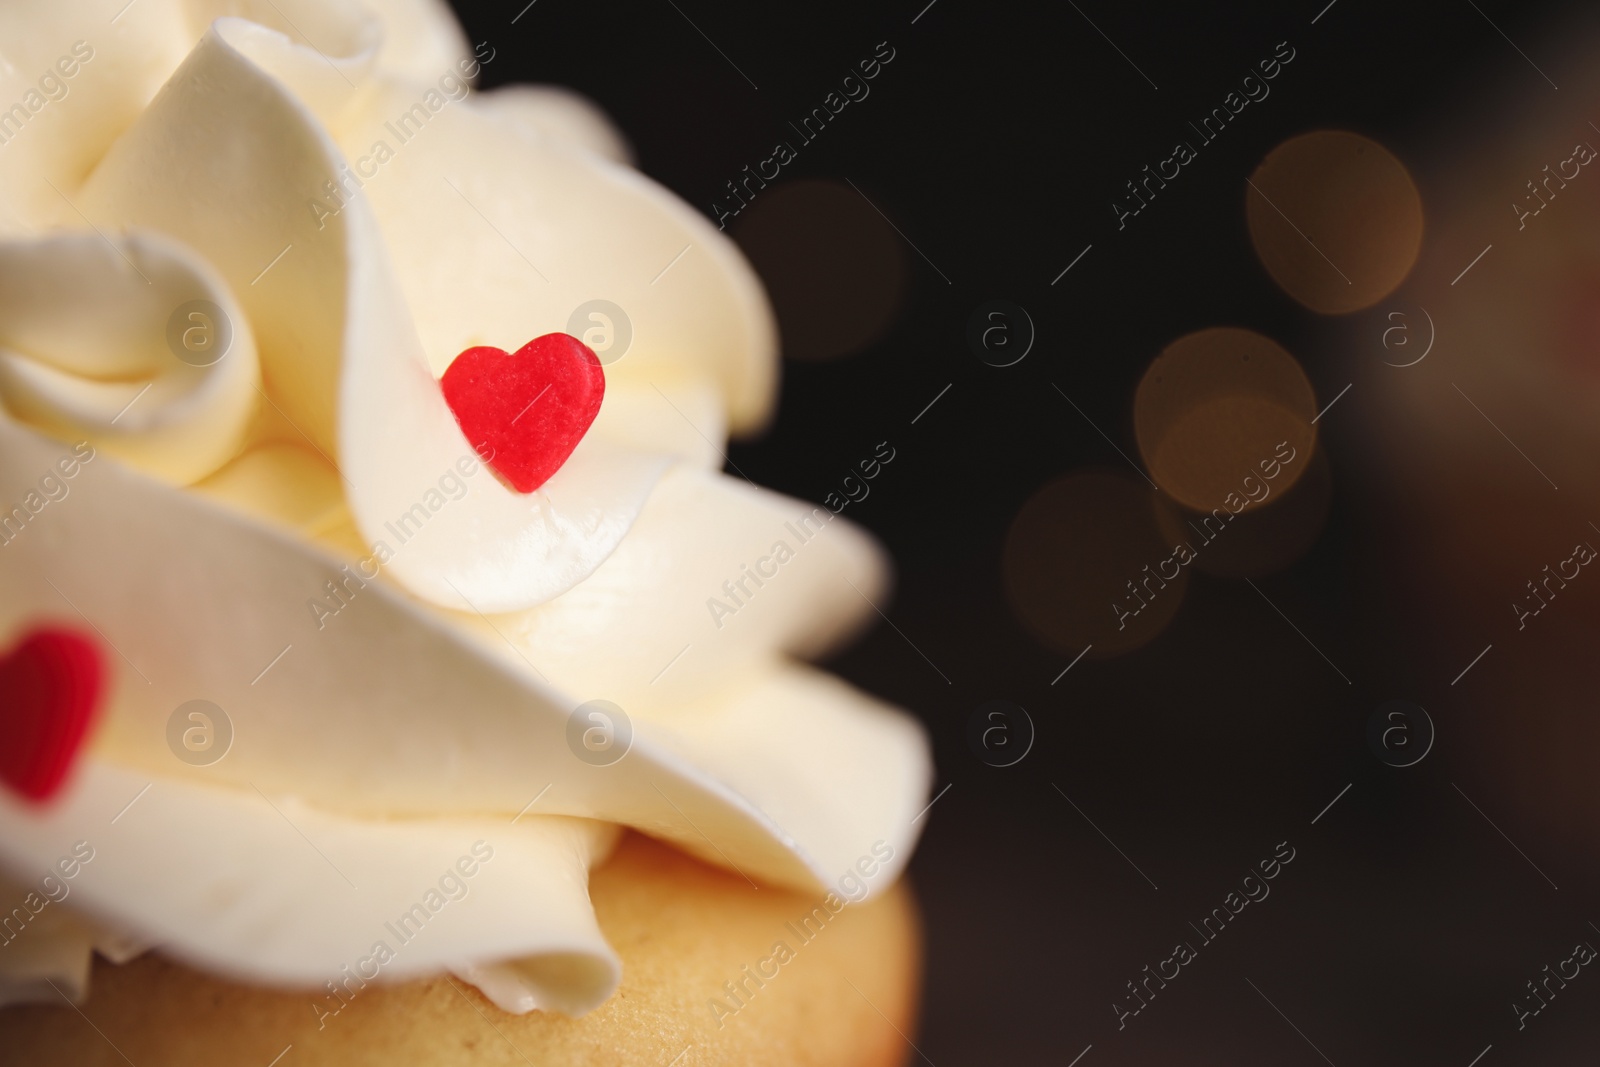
[0,2,931,1063]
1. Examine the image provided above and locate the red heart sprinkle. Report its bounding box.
[0,626,106,803]
[440,334,606,494]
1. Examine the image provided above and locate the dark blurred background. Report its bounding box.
[451,1,1600,1062]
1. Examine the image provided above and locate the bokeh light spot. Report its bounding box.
[732,179,909,361]
[1247,130,1423,314]
[1002,470,1188,658]
[1155,446,1333,579]
[1135,327,1317,514]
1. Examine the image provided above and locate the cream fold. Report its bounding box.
[0,230,258,484]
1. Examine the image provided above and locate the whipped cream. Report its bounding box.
[0,0,930,1017]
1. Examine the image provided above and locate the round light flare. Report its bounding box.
[1002,470,1188,658]
[1247,130,1423,314]
[732,178,909,362]
[1155,445,1333,580]
[1134,327,1318,514]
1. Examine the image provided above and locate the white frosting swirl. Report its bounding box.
[0,229,258,484]
[0,0,929,1017]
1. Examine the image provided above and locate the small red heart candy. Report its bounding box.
[0,626,106,803]
[440,334,606,494]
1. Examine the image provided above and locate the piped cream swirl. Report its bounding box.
[0,0,929,1017]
